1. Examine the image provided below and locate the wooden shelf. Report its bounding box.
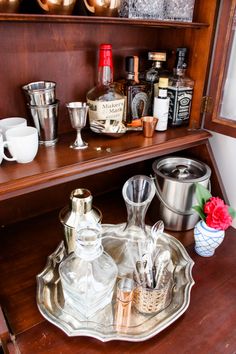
[0,128,211,201]
[0,13,209,28]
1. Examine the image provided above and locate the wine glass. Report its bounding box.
[66,102,89,149]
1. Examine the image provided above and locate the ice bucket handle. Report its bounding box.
[150,175,211,216]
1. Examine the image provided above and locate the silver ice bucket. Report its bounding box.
[150,156,211,231]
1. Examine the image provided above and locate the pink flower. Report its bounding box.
[204,197,224,214]
[205,203,232,230]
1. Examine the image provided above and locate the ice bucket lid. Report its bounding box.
[152,157,211,182]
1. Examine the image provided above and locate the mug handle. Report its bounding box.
[2,141,16,161]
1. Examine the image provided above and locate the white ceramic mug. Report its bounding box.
[0,117,27,140]
[2,126,39,163]
[0,133,16,164]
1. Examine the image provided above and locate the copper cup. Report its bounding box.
[0,0,21,13]
[115,278,135,332]
[142,116,158,138]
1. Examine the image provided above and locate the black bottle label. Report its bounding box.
[126,85,151,123]
[167,87,193,125]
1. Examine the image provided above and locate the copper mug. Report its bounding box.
[37,0,77,15]
[142,116,158,138]
[83,0,121,16]
[0,0,21,13]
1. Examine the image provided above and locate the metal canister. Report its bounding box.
[150,156,211,231]
[59,188,102,254]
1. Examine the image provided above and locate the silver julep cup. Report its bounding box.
[22,81,56,106]
[28,100,59,146]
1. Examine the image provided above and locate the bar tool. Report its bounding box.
[153,250,171,289]
[151,220,164,262]
[66,102,89,149]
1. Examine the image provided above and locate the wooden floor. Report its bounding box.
[0,192,236,353]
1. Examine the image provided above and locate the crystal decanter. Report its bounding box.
[59,223,118,319]
[103,175,155,277]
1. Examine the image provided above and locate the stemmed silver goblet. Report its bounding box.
[66,102,89,149]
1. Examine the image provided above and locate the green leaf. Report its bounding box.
[194,183,212,209]
[192,205,206,221]
[228,206,236,219]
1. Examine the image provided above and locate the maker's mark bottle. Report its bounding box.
[87,44,125,135]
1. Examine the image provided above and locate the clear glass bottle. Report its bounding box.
[153,77,170,131]
[87,43,125,135]
[167,47,194,126]
[145,51,167,84]
[59,224,118,319]
[118,56,151,129]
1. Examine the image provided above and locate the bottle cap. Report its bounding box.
[159,77,169,88]
[99,43,113,68]
[148,52,166,62]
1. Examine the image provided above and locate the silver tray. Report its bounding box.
[36,225,194,342]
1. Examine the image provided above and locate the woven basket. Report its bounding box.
[133,273,173,314]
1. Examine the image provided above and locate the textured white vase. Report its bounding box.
[194,220,225,257]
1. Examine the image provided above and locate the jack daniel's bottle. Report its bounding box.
[168,48,194,126]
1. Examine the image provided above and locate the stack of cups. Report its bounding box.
[23,81,59,146]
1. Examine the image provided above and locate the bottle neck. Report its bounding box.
[75,241,103,261]
[98,45,114,86]
[98,66,113,86]
[152,61,163,69]
[173,68,186,78]
[158,87,168,98]
[126,71,139,83]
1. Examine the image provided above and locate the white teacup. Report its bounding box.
[0,117,27,140]
[0,133,16,164]
[2,126,39,164]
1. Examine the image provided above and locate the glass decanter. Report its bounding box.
[103,175,155,277]
[59,223,118,319]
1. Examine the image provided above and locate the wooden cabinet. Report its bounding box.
[1,1,235,352]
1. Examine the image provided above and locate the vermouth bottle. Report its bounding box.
[87,44,125,135]
[153,77,170,131]
[167,47,194,126]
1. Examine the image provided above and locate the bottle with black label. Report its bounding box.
[167,48,194,126]
[118,56,151,130]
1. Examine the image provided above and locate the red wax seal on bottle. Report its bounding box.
[99,43,113,68]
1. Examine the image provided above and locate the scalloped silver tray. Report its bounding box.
[36,225,194,342]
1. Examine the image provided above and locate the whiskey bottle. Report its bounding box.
[145,51,167,114]
[168,48,194,126]
[153,77,170,131]
[87,44,125,135]
[145,51,167,84]
[118,55,151,130]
